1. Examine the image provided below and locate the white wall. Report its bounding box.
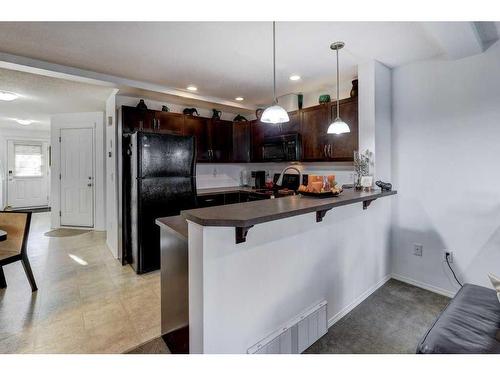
[50,112,105,230]
[0,128,50,209]
[391,41,500,296]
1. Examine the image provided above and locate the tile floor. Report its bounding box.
[0,212,161,353]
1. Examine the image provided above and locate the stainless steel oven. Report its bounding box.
[262,133,301,162]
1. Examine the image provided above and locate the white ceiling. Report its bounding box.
[0,68,114,131]
[0,22,452,108]
[0,21,498,124]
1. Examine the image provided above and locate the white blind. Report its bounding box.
[14,144,43,177]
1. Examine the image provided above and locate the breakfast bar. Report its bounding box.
[156,188,397,353]
[182,189,397,243]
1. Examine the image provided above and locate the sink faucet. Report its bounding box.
[276,166,302,188]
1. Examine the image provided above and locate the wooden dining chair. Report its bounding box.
[0,211,37,292]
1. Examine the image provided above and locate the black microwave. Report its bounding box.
[262,133,301,162]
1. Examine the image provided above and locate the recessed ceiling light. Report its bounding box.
[235,97,244,101]
[0,90,19,101]
[289,75,301,81]
[15,119,34,125]
[186,85,198,91]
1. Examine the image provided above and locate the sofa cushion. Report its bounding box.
[417,284,500,354]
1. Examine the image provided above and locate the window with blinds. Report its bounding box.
[14,144,43,177]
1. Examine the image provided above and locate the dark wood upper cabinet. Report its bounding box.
[155,111,184,135]
[209,119,233,162]
[121,97,358,164]
[279,110,300,135]
[122,106,154,133]
[250,120,264,162]
[232,121,250,163]
[300,104,330,161]
[326,98,359,161]
[183,116,210,161]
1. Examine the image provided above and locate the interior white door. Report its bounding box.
[7,140,49,209]
[60,128,94,227]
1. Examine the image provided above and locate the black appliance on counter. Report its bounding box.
[262,133,301,162]
[123,132,197,274]
[251,170,266,189]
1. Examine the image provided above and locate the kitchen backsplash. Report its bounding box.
[196,162,355,189]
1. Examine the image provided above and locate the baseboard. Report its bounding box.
[327,274,391,328]
[391,273,456,298]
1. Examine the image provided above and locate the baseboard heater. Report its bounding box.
[247,300,327,354]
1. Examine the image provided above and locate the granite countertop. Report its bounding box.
[182,189,397,228]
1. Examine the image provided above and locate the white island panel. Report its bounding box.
[188,196,392,353]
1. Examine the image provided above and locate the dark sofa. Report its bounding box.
[417,283,500,353]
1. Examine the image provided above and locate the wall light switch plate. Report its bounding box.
[413,243,423,257]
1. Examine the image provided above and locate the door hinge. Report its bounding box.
[59,211,61,217]
[59,173,61,180]
[59,136,61,143]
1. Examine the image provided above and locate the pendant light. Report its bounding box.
[327,41,350,134]
[261,21,289,124]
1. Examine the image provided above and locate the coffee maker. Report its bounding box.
[251,171,266,189]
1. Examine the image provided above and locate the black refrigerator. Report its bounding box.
[123,131,197,274]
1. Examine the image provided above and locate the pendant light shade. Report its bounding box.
[262,21,289,124]
[327,41,350,134]
[327,118,350,134]
[261,105,290,124]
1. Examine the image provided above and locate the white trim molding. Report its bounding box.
[391,273,456,298]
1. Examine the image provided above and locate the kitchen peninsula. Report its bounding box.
[156,188,396,353]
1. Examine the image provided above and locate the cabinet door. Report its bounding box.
[279,110,300,135]
[210,119,233,162]
[183,116,210,161]
[326,99,358,161]
[250,120,281,161]
[300,105,329,161]
[224,192,240,205]
[155,111,184,135]
[232,121,250,162]
[250,120,264,162]
[122,106,155,133]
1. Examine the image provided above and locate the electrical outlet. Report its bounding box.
[444,250,453,263]
[413,243,423,257]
